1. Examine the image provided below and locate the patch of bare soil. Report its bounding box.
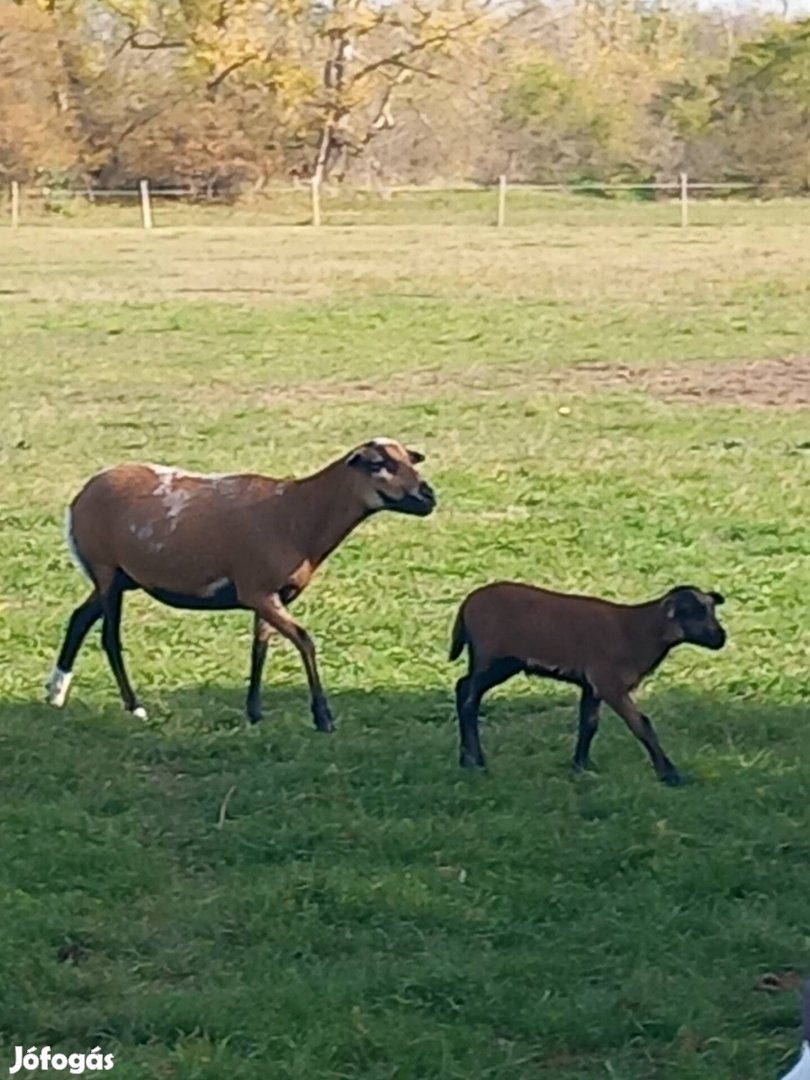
[569,356,810,408]
[255,356,810,410]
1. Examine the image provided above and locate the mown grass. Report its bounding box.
[0,216,808,1079]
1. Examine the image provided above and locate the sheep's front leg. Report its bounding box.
[246,594,335,733]
[245,615,275,724]
[603,689,682,786]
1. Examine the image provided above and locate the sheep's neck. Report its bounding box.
[286,462,369,571]
[629,605,676,679]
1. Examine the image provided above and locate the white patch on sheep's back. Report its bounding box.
[46,667,73,708]
[64,507,90,580]
[146,463,230,483]
[146,465,241,519]
[164,488,192,526]
[201,577,230,597]
[147,466,193,527]
[212,475,243,497]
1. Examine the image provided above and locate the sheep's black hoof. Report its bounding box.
[312,702,335,733]
[572,760,595,774]
[245,694,263,725]
[661,771,685,788]
[459,752,486,769]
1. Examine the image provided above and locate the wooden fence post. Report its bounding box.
[311,175,322,227]
[139,179,153,230]
[679,172,689,228]
[497,174,507,227]
[10,180,20,228]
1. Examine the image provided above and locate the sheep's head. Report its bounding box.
[347,438,436,517]
[663,586,726,650]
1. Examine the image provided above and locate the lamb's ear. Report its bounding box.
[663,596,678,620]
[407,449,425,465]
[347,444,385,473]
[709,591,725,606]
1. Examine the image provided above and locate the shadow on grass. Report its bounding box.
[1,677,805,784]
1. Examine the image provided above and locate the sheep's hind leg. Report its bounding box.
[46,591,103,707]
[572,684,601,772]
[100,573,147,720]
[457,659,522,769]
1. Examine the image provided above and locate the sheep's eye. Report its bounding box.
[370,457,397,475]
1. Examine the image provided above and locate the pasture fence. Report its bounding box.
[2,175,804,230]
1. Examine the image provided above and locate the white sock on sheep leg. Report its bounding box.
[46,668,73,708]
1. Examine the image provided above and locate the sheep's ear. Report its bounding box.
[407,448,425,465]
[348,445,385,473]
[709,591,725,606]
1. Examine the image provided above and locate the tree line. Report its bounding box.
[2,0,809,195]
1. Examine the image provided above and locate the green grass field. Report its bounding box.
[1,207,809,1079]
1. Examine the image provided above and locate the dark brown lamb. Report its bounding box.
[449,581,726,785]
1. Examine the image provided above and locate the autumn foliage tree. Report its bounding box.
[4,0,809,191]
[0,4,82,181]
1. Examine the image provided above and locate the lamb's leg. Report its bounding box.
[573,684,601,771]
[604,689,681,786]
[456,659,522,769]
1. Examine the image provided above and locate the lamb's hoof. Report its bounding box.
[246,706,262,726]
[45,668,73,708]
[131,705,149,721]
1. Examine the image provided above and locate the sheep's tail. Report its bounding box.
[448,604,467,663]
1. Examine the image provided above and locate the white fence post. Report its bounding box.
[311,175,322,227]
[10,180,20,228]
[497,175,507,227]
[139,179,153,230]
[679,172,689,228]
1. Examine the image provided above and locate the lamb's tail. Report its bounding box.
[448,605,467,663]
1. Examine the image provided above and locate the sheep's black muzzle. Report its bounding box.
[702,626,727,650]
[384,481,436,517]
